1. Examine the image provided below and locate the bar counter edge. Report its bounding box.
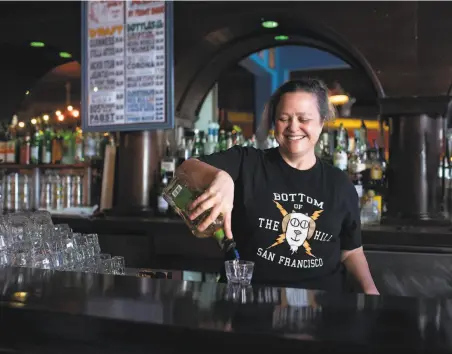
[1,267,452,354]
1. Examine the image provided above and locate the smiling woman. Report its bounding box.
[176,78,378,294]
[268,79,335,170]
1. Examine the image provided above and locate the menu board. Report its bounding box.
[81,0,174,132]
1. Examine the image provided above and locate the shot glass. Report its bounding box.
[111,256,125,275]
[225,283,254,303]
[224,260,254,286]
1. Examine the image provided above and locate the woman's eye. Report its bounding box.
[279,117,289,122]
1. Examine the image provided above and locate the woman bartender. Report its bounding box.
[177,78,379,294]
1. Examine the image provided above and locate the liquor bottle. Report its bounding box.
[348,142,366,203]
[162,172,239,257]
[20,135,31,165]
[84,132,97,161]
[74,129,84,163]
[51,130,64,164]
[5,126,17,163]
[61,130,75,164]
[360,190,380,225]
[0,123,7,163]
[218,130,227,151]
[226,131,234,149]
[333,124,348,171]
[368,147,383,190]
[156,169,170,216]
[204,122,216,155]
[236,131,244,146]
[41,124,52,164]
[191,129,204,158]
[161,138,176,177]
[319,131,333,165]
[30,128,41,164]
[177,137,191,166]
[359,119,368,152]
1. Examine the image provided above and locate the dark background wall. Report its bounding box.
[217,64,255,113]
[1,1,452,122]
[173,1,452,119]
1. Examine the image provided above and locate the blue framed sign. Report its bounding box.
[81,0,174,132]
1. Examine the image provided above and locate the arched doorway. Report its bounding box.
[174,11,384,121]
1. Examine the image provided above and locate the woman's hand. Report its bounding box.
[189,170,235,239]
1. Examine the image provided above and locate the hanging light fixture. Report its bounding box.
[328,81,350,106]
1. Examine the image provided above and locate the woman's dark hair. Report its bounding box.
[267,78,336,124]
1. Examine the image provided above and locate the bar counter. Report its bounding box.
[2,266,452,354]
[52,214,452,251]
[49,215,452,298]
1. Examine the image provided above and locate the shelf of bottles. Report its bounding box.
[155,122,260,217]
[0,114,113,213]
[316,120,387,226]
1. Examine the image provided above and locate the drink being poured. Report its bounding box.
[162,172,240,259]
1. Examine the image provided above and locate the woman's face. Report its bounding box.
[274,92,323,158]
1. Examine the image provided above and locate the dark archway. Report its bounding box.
[0,44,77,122]
[17,61,81,119]
[174,9,385,121]
[0,1,81,121]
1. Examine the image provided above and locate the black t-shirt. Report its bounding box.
[198,146,362,293]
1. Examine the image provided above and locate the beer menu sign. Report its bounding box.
[81,1,174,132]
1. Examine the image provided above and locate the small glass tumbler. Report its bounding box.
[111,256,125,275]
[225,260,254,286]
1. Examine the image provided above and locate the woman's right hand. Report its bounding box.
[189,170,235,239]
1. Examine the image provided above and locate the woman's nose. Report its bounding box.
[288,118,299,131]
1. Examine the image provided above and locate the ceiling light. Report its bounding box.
[30,41,45,48]
[59,52,72,59]
[261,20,279,29]
[274,35,289,41]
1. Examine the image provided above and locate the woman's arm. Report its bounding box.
[177,145,247,186]
[338,174,379,295]
[176,147,249,239]
[177,158,223,189]
[342,247,379,295]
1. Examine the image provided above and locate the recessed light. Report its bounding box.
[30,41,45,48]
[262,20,279,29]
[59,52,72,59]
[274,35,289,41]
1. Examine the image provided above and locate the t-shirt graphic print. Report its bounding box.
[254,191,332,277]
[268,200,322,256]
